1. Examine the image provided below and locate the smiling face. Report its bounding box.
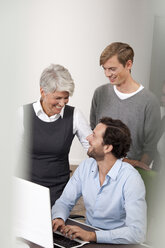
[86,123,107,161]
[102,55,132,86]
[40,89,69,116]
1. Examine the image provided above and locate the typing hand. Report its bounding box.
[60,225,96,242]
[123,158,150,171]
[52,218,65,232]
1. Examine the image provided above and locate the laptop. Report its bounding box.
[13,177,99,248]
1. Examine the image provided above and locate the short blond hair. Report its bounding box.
[100,42,134,67]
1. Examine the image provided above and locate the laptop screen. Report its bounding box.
[13,177,54,248]
[13,177,99,248]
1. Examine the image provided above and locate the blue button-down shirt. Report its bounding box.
[52,158,147,244]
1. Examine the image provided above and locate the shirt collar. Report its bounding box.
[33,99,65,119]
[91,158,122,180]
[107,159,122,180]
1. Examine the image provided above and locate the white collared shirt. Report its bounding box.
[18,100,92,151]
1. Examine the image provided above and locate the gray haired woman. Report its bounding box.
[18,64,91,206]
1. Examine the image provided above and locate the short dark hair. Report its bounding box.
[100,42,134,67]
[99,117,131,159]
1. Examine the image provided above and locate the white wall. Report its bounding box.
[149,15,165,101]
[10,0,155,165]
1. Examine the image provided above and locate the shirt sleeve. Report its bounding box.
[95,172,147,244]
[51,163,83,221]
[73,108,92,151]
[142,94,161,159]
[90,89,98,130]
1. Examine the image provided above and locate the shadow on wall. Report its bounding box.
[148,15,165,248]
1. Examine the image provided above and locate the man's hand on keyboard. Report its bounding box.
[60,225,96,242]
[52,218,65,232]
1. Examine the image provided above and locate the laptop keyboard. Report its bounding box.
[53,232,81,248]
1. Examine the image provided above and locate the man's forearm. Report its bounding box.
[88,232,96,242]
[123,157,150,170]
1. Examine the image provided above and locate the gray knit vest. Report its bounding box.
[23,103,75,205]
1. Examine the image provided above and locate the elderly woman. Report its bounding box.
[18,64,92,206]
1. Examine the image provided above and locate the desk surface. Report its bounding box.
[17,219,150,248]
[19,237,148,248]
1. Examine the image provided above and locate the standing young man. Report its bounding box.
[90,42,161,169]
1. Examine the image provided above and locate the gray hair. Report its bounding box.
[40,64,75,96]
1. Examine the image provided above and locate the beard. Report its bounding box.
[87,147,105,161]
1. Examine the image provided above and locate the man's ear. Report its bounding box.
[125,60,132,71]
[104,144,113,154]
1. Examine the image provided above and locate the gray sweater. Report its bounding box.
[90,84,161,161]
